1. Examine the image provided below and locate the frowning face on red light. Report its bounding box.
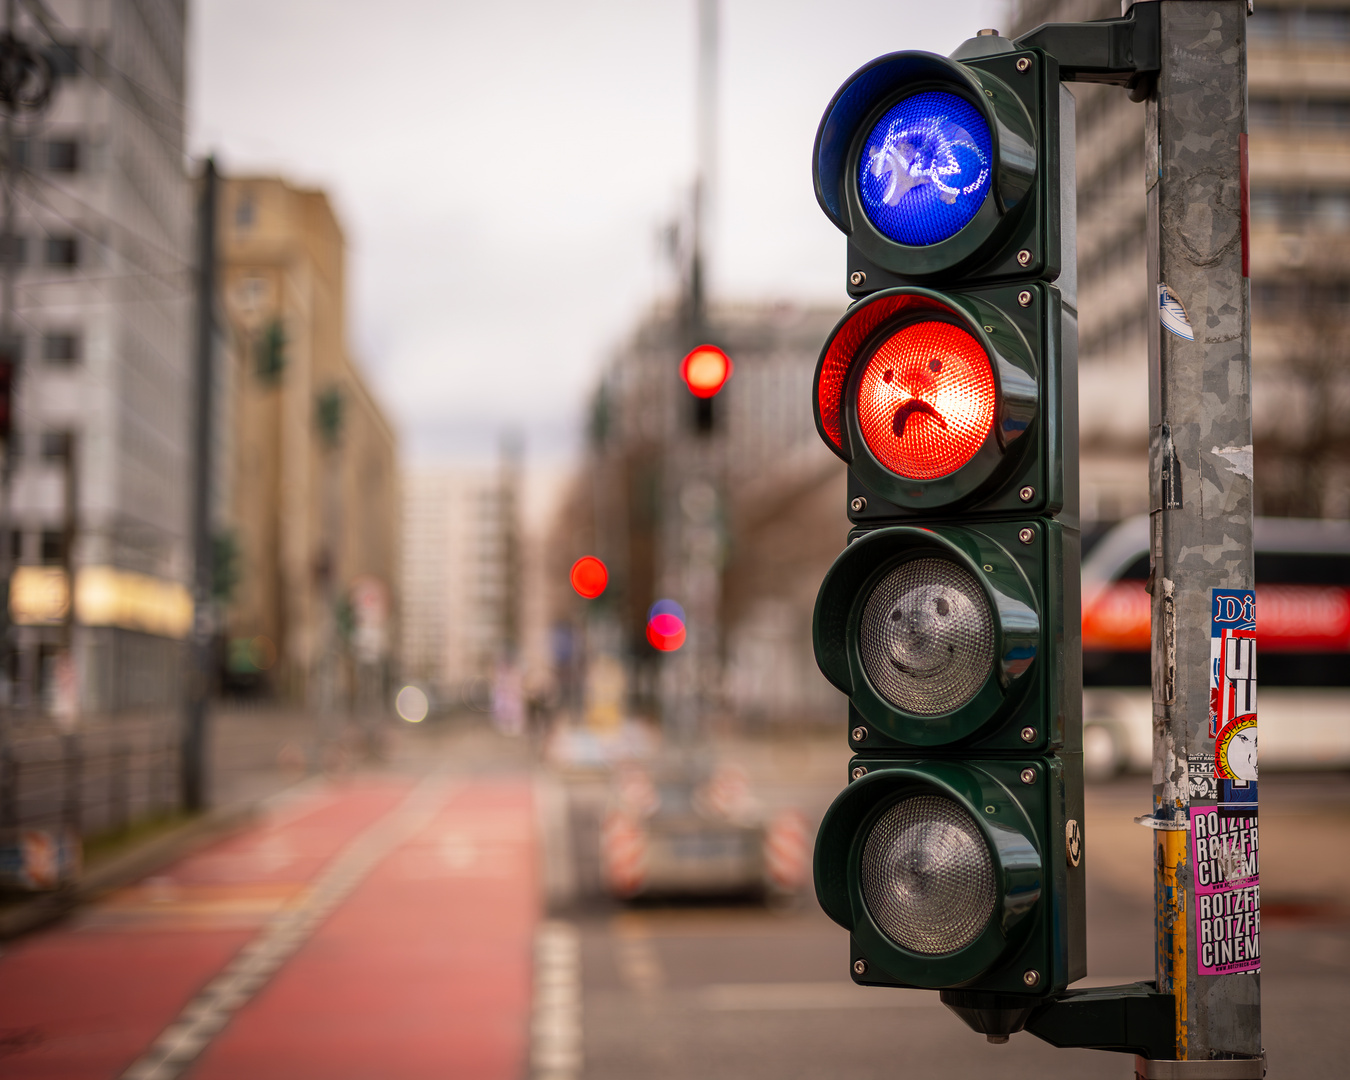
[856,321,996,481]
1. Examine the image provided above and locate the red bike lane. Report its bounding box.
[0,775,539,1080]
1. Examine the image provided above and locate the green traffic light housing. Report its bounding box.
[812,282,1071,519]
[814,758,1084,997]
[813,46,1065,297]
[814,521,1077,753]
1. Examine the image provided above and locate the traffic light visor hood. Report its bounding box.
[814,763,1042,986]
[814,288,1037,509]
[813,525,1039,747]
[813,51,1036,277]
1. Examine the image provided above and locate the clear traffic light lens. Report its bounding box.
[856,321,995,480]
[861,794,996,955]
[860,557,994,715]
[858,91,992,246]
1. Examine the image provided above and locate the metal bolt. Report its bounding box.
[983,325,994,333]
[850,496,867,513]
[1018,527,1035,545]
[987,1034,1010,1045]
[1016,56,1032,73]
[982,564,994,572]
[977,28,999,37]
[851,726,868,743]
[1020,767,1037,785]
[1016,249,1033,267]
[1018,486,1035,502]
[851,766,868,781]
[849,270,866,287]
[1017,290,1032,307]
[853,959,868,976]
[1023,969,1041,987]
[1020,726,1036,743]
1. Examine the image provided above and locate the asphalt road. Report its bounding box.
[0,721,1345,1078]
[557,757,1350,1080]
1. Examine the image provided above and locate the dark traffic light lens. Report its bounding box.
[857,91,992,246]
[860,795,996,955]
[856,321,996,481]
[859,557,993,715]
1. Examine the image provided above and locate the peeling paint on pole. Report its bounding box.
[1143,0,1260,1062]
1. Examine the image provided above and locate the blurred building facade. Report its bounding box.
[219,177,399,707]
[554,300,847,728]
[400,456,520,709]
[3,1,195,717]
[1011,0,1350,527]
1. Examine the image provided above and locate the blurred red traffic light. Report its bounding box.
[570,556,608,599]
[680,345,733,399]
[855,321,995,480]
[646,613,686,651]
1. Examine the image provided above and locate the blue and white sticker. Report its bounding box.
[1159,284,1194,341]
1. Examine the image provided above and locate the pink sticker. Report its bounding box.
[1190,806,1260,976]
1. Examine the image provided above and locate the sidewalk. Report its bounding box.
[0,765,540,1079]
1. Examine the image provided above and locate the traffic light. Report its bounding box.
[808,35,1084,1039]
[680,344,732,433]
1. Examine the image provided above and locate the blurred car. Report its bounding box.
[599,761,809,901]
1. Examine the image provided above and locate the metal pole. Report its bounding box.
[1144,0,1260,1067]
[183,158,217,812]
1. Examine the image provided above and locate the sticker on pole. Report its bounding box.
[1190,806,1259,976]
[1210,589,1258,812]
[1158,284,1194,341]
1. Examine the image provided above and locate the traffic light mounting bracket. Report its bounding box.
[940,981,1176,1058]
[1014,0,1161,100]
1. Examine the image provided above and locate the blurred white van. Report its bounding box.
[1080,516,1350,779]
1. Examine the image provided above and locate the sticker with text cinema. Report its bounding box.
[1190,807,1260,975]
[1210,589,1257,810]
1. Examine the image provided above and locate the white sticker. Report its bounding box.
[1159,284,1194,341]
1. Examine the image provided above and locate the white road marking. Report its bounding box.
[119,774,447,1080]
[532,920,582,1080]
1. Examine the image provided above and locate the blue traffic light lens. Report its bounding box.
[858,91,992,246]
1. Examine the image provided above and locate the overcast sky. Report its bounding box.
[190,0,1004,467]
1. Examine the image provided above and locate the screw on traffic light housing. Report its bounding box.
[806,30,1091,1044]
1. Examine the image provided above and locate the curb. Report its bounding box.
[0,802,258,941]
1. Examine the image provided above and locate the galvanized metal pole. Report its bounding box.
[1143,0,1261,1071]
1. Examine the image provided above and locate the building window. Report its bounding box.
[43,43,81,78]
[235,193,255,230]
[45,140,79,173]
[1250,187,1350,230]
[0,234,27,265]
[40,530,65,565]
[40,431,72,462]
[42,332,80,363]
[1249,7,1350,44]
[45,236,78,267]
[1250,96,1350,131]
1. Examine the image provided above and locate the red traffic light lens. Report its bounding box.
[646,613,686,651]
[856,321,995,481]
[681,345,733,398]
[570,556,608,599]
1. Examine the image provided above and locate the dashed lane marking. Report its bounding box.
[531,920,582,1080]
[119,773,448,1080]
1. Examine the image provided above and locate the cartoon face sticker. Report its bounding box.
[1215,715,1258,783]
[856,321,995,481]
